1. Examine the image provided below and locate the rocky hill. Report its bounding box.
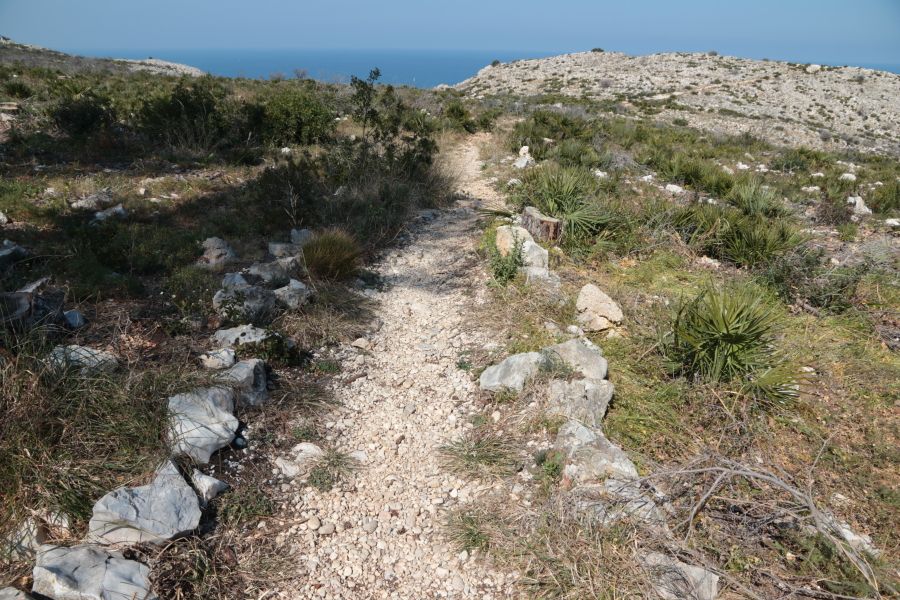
[457,51,900,156]
[0,37,203,77]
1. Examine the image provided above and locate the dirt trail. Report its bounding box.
[271,134,518,599]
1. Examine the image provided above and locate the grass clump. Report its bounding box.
[440,429,520,480]
[446,509,492,553]
[726,178,786,217]
[662,283,799,407]
[508,111,590,160]
[868,180,899,214]
[306,449,357,491]
[761,246,869,313]
[301,228,362,281]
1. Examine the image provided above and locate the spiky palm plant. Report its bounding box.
[663,283,799,406]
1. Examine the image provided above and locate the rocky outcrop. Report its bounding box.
[48,345,118,375]
[546,378,613,427]
[640,552,719,600]
[197,237,236,270]
[216,359,268,407]
[544,338,608,380]
[478,352,544,393]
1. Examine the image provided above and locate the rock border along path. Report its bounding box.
[270,135,519,599]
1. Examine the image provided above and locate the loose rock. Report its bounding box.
[32,544,156,600]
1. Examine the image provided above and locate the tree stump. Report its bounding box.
[522,206,561,242]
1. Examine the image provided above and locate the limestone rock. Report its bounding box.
[806,64,821,74]
[70,188,114,211]
[62,309,86,329]
[665,183,684,195]
[641,552,719,600]
[32,544,156,600]
[494,225,532,256]
[190,470,229,504]
[576,284,623,331]
[221,272,248,289]
[212,284,276,323]
[839,172,857,182]
[544,338,608,380]
[167,387,238,464]
[554,420,637,482]
[522,266,561,290]
[88,460,201,545]
[248,259,294,285]
[566,478,669,531]
[197,237,236,270]
[216,359,268,407]
[92,203,127,223]
[48,345,118,375]
[479,352,544,393]
[275,443,325,478]
[200,348,236,370]
[521,240,548,269]
[547,378,614,427]
[268,242,300,258]
[846,196,872,215]
[212,324,274,347]
[274,278,313,309]
[513,155,535,169]
[0,588,31,599]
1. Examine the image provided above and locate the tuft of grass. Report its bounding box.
[306,449,357,491]
[726,178,786,218]
[439,429,520,480]
[662,282,799,407]
[216,487,274,527]
[301,228,362,281]
[446,509,493,553]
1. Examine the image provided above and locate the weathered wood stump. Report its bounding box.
[522,206,561,242]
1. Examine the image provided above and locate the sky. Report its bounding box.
[1,0,899,66]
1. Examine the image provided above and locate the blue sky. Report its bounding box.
[2,0,899,65]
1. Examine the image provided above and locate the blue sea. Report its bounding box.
[70,48,556,88]
[67,48,900,88]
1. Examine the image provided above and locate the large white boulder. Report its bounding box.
[88,461,201,545]
[167,387,238,464]
[544,338,608,380]
[32,544,156,600]
[554,420,637,482]
[48,345,118,375]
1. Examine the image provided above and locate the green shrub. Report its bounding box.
[301,228,362,280]
[443,100,476,133]
[3,80,32,99]
[165,266,219,317]
[662,283,798,406]
[868,180,899,214]
[769,147,830,172]
[674,204,801,268]
[489,235,523,285]
[138,77,228,150]
[726,179,786,217]
[514,165,612,246]
[52,91,116,137]
[761,246,867,313]
[509,111,590,160]
[263,87,335,145]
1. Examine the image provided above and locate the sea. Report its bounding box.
[68,48,900,89]
[70,48,558,88]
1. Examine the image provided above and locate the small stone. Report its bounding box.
[575,284,623,331]
[352,337,371,350]
[190,470,229,504]
[664,183,683,195]
[92,204,127,223]
[291,228,314,246]
[62,310,86,329]
[317,522,335,535]
[362,519,378,533]
[308,516,321,530]
[200,348,236,370]
[198,237,237,270]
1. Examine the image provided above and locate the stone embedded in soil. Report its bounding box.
[216,358,268,407]
[212,324,274,347]
[167,386,238,464]
[273,278,313,309]
[554,420,637,482]
[197,237,236,270]
[212,284,277,323]
[274,442,325,479]
[190,469,229,505]
[544,338,608,380]
[0,587,31,599]
[640,552,719,600]
[494,225,533,256]
[88,460,201,545]
[48,345,118,375]
[546,378,614,427]
[478,351,544,393]
[32,544,156,600]
[576,283,623,331]
[200,348,236,370]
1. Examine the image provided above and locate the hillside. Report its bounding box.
[0,37,203,76]
[457,51,900,156]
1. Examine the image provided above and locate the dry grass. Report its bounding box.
[275,281,376,347]
[300,228,363,281]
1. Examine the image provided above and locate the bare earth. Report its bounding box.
[269,135,521,599]
[457,51,900,156]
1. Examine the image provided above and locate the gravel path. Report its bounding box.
[272,135,520,599]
